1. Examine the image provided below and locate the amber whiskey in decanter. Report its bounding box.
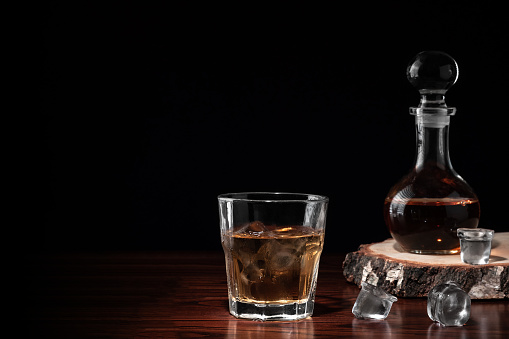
[383,51,480,254]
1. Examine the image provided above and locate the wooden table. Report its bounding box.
[27,251,508,338]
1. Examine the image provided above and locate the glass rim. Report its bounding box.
[457,228,494,238]
[217,192,329,203]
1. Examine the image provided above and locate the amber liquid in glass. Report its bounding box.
[225,225,324,304]
[384,197,480,254]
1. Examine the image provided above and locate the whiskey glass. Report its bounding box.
[218,192,328,321]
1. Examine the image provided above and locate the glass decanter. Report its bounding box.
[383,51,480,254]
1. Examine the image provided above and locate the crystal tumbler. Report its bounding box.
[218,192,328,321]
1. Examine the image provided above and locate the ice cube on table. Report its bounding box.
[427,281,470,326]
[352,282,397,320]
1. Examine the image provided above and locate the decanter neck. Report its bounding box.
[414,115,453,171]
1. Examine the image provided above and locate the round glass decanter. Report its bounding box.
[383,51,480,254]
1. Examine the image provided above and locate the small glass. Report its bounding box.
[218,192,328,321]
[427,281,471,326]
[352,282,397,320]
[457,228,494,265]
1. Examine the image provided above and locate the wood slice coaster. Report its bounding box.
[342,232,508,299]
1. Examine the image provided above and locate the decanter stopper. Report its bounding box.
[407,51,458,115]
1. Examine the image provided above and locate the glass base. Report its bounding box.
[229,298,314,321]
[409,248,460,255]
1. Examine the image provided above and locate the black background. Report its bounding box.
[37,2,508,254]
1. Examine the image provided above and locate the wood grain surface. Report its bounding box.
[27,251,509,338]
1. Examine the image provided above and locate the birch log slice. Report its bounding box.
[342,232,509,299]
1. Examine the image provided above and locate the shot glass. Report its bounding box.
[427,281,470,326]
[457,228,494,265]
[218,192,328,321]
[352,282,397,320]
